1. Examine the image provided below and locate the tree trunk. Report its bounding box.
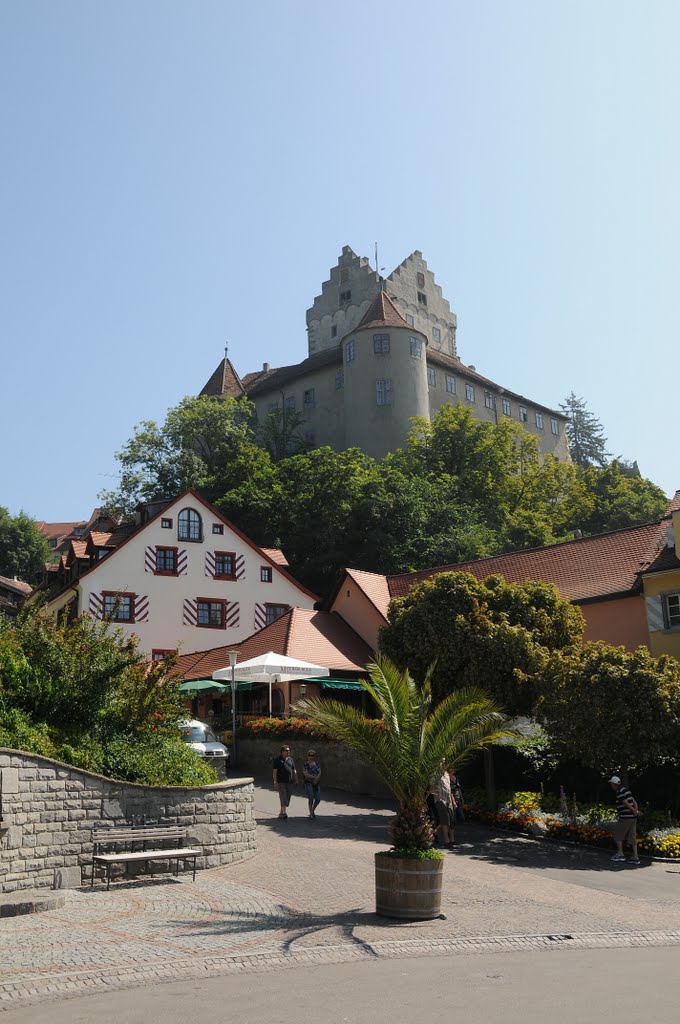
[484,747,496,810]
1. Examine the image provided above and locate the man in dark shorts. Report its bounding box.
[610,775,641,865]
[272,745,297,819]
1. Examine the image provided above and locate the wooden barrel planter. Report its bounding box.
[374,852,444,920]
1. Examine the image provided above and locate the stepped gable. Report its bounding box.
[386,521,667,604]
[353,289,415,334]
[200,357,245,399]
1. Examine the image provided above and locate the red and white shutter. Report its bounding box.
[226,601,240,628]
[254,603,267,631]
[235,554,245,579]
[144,546,156,572]
[183,598,198,625]
[89,593,104,619]
[205,551,216,577]
[135,595,149,622]
[177,549,188,575]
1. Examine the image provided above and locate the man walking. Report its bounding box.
[272,745,298,819]
[610,775,641,865]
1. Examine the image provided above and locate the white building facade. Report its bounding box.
[44,491,317,658]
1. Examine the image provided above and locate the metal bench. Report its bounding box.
[91,825,201,890]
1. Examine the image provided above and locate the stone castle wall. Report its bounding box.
[0,749,256,894]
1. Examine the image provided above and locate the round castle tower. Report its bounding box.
[342,287,429,458]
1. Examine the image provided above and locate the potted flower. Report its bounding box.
[295,655,511,919]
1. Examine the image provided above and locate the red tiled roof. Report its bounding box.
[386,522,668,604]
[174,608,372,681]
[68,540,89,561]
[354,290,414,333]
[36,521,83,541]
[0,574,32,595]
[89,531,115,547]
[243,349,343,398]
[261,547,289,567]
[344,568,391,620]
[199,357,246,399]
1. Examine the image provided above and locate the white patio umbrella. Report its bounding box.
[212,651,330,716]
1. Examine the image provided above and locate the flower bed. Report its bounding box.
[465,800,680,858]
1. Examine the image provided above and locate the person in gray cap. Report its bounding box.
[609,775,641,865]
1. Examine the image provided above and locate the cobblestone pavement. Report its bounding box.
[3,782,680,1011]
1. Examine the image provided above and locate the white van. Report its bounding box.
[179,720,230,767]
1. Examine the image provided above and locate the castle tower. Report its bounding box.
[342,288,429,458]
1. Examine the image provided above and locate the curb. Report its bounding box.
[0,891,66,918]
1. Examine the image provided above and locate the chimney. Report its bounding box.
[262,362,270,373]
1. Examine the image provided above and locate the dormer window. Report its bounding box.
[178,508,202,542]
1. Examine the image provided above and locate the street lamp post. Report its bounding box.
[228,650,240,769]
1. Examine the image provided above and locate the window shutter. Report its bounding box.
[645,595,664,633]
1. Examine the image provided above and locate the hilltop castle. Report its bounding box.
[201,246,569,461]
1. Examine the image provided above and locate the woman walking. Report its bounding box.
[303,750,322,819]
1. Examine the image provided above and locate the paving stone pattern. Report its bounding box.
[2,782,680,1012]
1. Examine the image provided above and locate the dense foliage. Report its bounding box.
[295,656,512,852]
[0,506,50,586]
[99,396,668,594]
[537,643,680,774]
[0,611,216,786]
[380,572,584,715]
[559,392,610,468]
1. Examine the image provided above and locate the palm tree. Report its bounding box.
[295,655,514,852]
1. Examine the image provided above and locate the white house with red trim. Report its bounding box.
[41,490,317,658]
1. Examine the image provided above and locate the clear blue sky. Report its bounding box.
[2,1,678,521]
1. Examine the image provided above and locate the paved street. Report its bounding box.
[2,781,680,1014]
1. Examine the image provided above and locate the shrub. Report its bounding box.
[102,734,218,786]
[0,706,57,758]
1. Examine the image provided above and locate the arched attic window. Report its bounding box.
[177,507,203,542]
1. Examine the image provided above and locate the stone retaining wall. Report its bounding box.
[236,737,393,799]
[0,749,256,894]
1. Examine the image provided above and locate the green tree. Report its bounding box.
[296,655,512,851]
[99,395,274,515]
[574,461,668,535]
[257,407,309,461]
[537,643,680,774]
[560,392,610,468]
[379,572,584,715]
[0,507,49,586]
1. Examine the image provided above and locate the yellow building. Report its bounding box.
[642,504,680,660]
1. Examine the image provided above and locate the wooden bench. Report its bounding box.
[91,825,201,890]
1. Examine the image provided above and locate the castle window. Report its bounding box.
[285,395,296,411]
[410,337,422,359]
[331,325,337,338]
[535,413,544,429]
[155,546,178,574]
[502,398,511,416]
[340,290,352,303]
[197,599,226,628]
[373,333,390,353]
[178,508,202,542]
[265,603,290,626]
[446,374,456,394]
[335,369,344,389]
[345,340,355,362]
[303,388,316,409]
[405,313,415,327]
[268,401,279,413]
[550,417,559,435]
[432,326,441,343]
[664,594,680,629]
[519,406,528,422]
[465,384,475,402]
[427,367,436,387]
[484,391,494,409]
[417,272,425,288]
[214,552,236,578]
[376,379,392,405]
[417,291,427,306]
[304,430,316,444]
[103,593,134,623]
